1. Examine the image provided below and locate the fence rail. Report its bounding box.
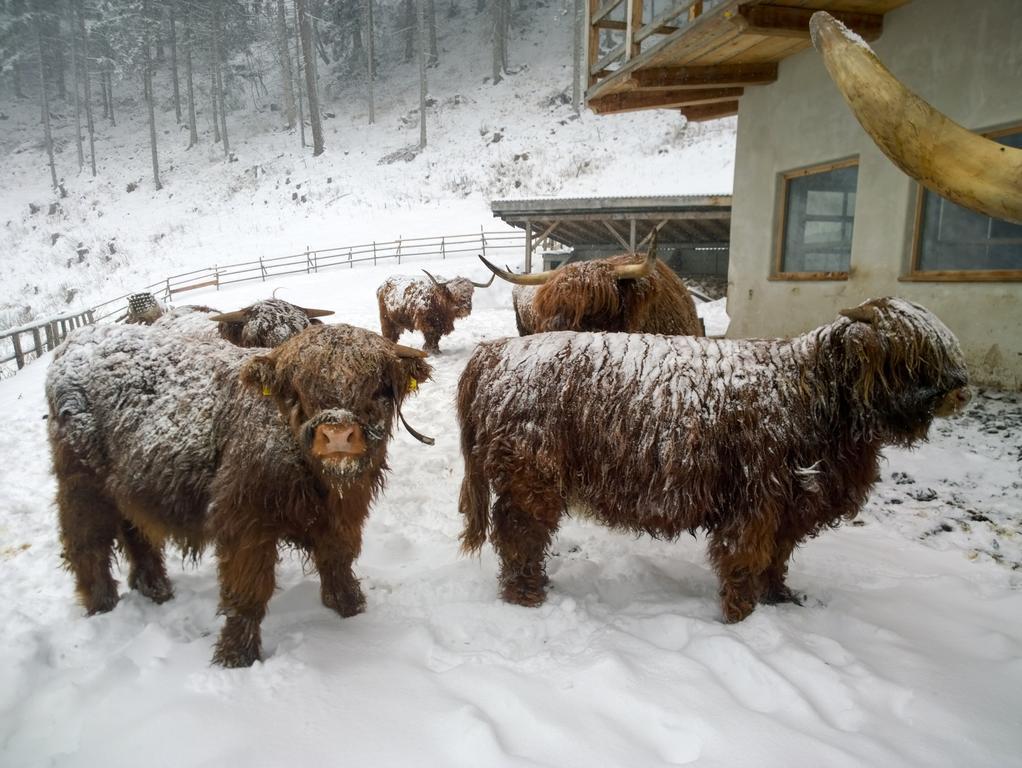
[1,228,527,375]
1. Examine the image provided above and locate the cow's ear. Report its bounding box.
[240,353,283,397]
[390,356,433,403]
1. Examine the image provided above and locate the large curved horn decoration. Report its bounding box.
[810,11,1022,225]
[477,255,557,286]
[394,343,429,359]
[209,308,251,323]
[613,231,657,280]
[471,272,495,289]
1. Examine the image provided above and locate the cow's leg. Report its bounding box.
[708,515,778,623]
[213,536,278,667]
[310,528,366,619]
[119,520,173,604]
[491,490,561,607]
[379,314,401,343]
[760,530,805,606]
[56,463,121,615]
[422,329,442,354]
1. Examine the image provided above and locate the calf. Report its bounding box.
[47,322,431,666]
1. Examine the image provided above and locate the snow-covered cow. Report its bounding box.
[457,298,969,622]
[46,321,431,667]
[480,234,702,336]
[126,296,334,348]
[377,270,493,353]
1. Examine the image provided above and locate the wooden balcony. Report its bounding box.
[585,0,911,119]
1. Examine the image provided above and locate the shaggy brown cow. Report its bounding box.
[46,322,431,667]
[129,296,334,348]
[457,297,969,622]
[377,270,493,353]
[481,235,702,336]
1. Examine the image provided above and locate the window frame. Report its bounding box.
[770,156,859,282]
[904,121,1022,283]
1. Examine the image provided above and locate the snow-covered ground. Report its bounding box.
[1,258,1020,768]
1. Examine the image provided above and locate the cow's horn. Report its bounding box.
[422,269,448,287]
[478,255,555,286]
[394,343,428,359]
[209,308,250,323]
[471,272,495,288]
[839,305,877,324]
[300,306,335,318]
[810,11,1022,225]
[613,231,657,280]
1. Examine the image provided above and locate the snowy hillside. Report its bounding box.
[0,0,735,330]
[1,259,1020,767]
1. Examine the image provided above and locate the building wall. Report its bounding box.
[727,0,1022,388]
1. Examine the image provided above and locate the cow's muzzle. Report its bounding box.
[301,409,369,461]
[934,387,971,418]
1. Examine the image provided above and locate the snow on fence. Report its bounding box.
[0,229,526,376]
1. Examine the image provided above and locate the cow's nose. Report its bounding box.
[313,422,367,458]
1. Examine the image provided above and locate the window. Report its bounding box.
[773,158,859,279]
[908,125,1022,281]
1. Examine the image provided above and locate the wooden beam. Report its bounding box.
[730,4,883,42]
[595,19,678,36]
[632,62,777,90]
[679,100,739,122]
[603,221,631,250]
[589,87,742,114]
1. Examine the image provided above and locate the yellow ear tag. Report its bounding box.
[262,385,272,396]
[409,377,418,392]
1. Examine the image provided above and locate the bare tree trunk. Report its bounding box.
[183,6,198,147]
[426,0,437,67]
[275,0,296,129]
[417,0,427,149]
[169,0,181,123]
[67,0,83,171]
[76,0,96,176]
[143,1,162,190]
[52,14,67,101]
[364,0,374,124]
[210,46,221,144]
[214,0,230,156]
[572,0,581,113]
[296,0,323,155]
[106,68,116,126]
[34,9,58,190]
[14,63,26,99]
[402,0,413,62]
[491,0,503,84]
[292,0,306,148]
[100,68,108,119]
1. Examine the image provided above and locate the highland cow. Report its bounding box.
[46,322,431,667]
[481,234,702,336]
[457,298,969,622]
[377,270,493,353]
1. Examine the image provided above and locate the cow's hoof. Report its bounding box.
[720,593,756,624]
[213,646,260,668]
[130,573,174,604]
[761,584,804,606]
[501,584,547,607]
[324,589,366,618]
[84,587,119,616]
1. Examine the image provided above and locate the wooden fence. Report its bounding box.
[1,228,526,375]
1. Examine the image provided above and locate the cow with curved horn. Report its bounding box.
[457,297,970,622]
[481,232,703,336]
[209,297,335,347]
[47,321,432,667]
[810,11,1022,225]
[377,269,494,353]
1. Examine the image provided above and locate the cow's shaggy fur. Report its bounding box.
[377,275,478,353]
[457,298,969,622]
[46,322,430,666]
[501,254,702,336]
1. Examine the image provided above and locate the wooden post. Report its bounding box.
[32,327,43,360]
[86,310,95,325]
[165,278,172,300]
[214,267,220,290]
[441,238,445,259]
[689,0,702,22]
[586,0,599,90]
[44,322,55,351]
[626,0,642,61]
[525,219,534,273]
[397,237,402,264]
[373,242,377,265]
[306,246,311,273]
[12,333,24,369]
[629,218,637,251]
[480,226,487,259]
[260,257,266,280]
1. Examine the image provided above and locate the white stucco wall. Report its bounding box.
[726,0,1022,388]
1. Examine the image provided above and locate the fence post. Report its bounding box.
[373,242,377,265]
[441,238,446,260]
[31,327,43,360]
[86,310,95,325]
[397,236,402,264]
[12,332,24,369]
[349,248,353,268]
[306,246,311,274]
[480,226,487,259]
[260,257,266,281]
[214,266,220,290]
[165,278,171,301]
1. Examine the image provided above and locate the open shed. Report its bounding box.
[490,195,732,290]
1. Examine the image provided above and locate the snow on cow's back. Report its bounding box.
[379,275,435,315]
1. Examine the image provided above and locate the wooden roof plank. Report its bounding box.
[729,4,884,42]
[589,87,744,113]
[679,100,740,121]
[632,62,777,89]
